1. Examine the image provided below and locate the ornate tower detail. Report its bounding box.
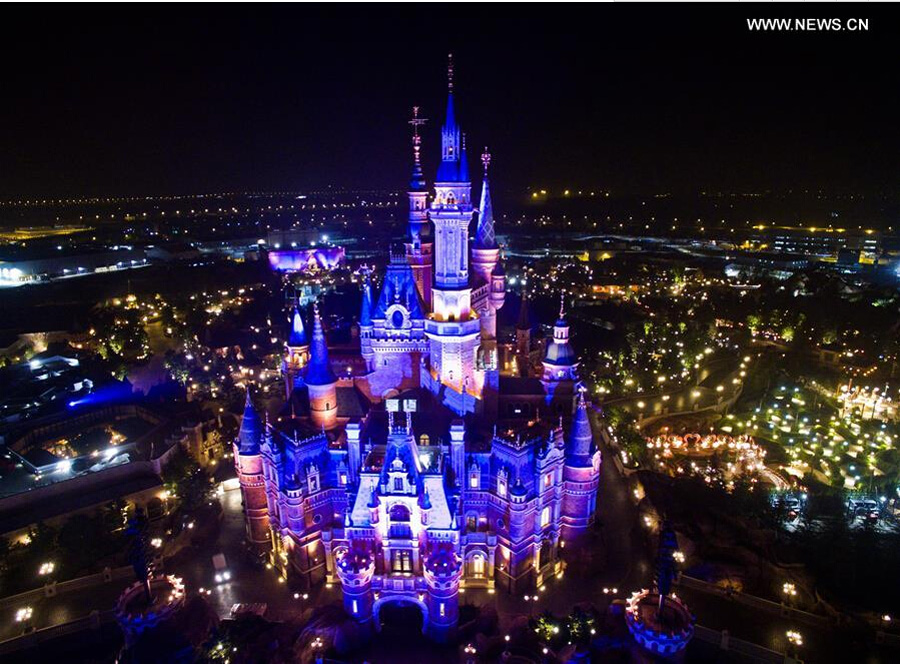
[561,387,601,540]
[406,107,434,311]
[542,294,580,384]
[233,389,270,549]
[283,305,310,398]
[424,55,482,412]
[305,304,338,430]
[423,541,463,642]
[471,148,505,340]
[359,268,375,371]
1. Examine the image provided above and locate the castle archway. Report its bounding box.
[373,595,429,635]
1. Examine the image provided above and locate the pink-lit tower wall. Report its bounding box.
[233,390,270,549]
[405,106,433,312]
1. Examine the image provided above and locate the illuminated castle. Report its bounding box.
[234,57,601,642]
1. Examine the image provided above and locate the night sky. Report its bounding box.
[2,5,898,198]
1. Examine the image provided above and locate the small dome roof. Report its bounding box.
[544,340,577,366]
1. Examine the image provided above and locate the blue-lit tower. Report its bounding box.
[283,305,310,398]
[424,54,482,412]
[305,304,338,430]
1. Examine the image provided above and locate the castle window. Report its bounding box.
[538,539,552,568]
[309,475,319,493]
[471,554,485,578]
[469,471,479,490]
[440,602,446,617]
[419,434,430,446]
[497,478,507,498]
[352,599,358,614]
[466,515,477,532]
[391,549,412,573]
[540,506,551,528]
[544,473,552,488]
[339,472,347,485]
[393,477,403,492]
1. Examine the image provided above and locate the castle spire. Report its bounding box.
[566,385,594,464]
[475,148,497,249]
[237,387,262,455]
[437,53,462,183]
[408,106,427,192]
[359,269,373,327]
[305,303,337,386]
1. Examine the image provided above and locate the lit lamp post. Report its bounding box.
[782,581,797,608]
[524,593,538,617]
[463,642,477,664]
[310,636,324,664]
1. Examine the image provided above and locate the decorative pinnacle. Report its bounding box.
[559,292,566,319]
[447,53,454,92]
[409,106,427,164]
[481,148,491,175]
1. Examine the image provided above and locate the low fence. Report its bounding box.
[0,565,133,611]
[0,608,116,656]
[693,624,787,663]
[677,575,832,630]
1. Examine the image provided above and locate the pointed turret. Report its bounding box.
[566,387,593,465]
[436,54,464,183]
[237,388,263,455]
[288,306,307,347]
[516,290,530,331]
[233,388,270,549]
[475,148,497,250]
[360,273,373,328]
[305,303,337,386]
[305,303,338,430]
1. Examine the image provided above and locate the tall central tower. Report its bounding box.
[424,55,482,410]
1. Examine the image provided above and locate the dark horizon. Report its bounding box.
[2,5,898,199]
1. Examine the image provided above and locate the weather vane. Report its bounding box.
[481,147,491,174]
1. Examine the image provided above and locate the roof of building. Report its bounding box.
[304,305,337,386]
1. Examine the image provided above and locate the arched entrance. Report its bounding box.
[373,596,428,635]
